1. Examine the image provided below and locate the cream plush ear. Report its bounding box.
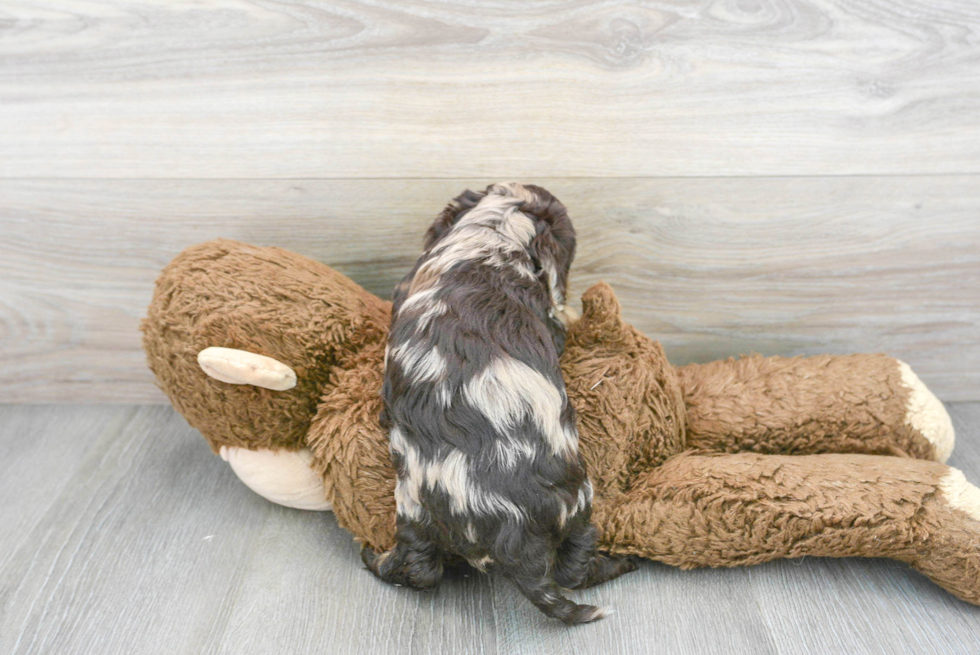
[197,346,297,391]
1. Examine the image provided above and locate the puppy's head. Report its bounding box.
[425,183,577,313]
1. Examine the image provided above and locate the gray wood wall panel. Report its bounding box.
[2,1,980,178]
[2,177,978,403]
[3,403,980,654]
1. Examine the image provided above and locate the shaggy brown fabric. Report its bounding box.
[307,339,396,549]
[143,239,977,605]
[141,239,390,452]
[916,501,980,606]
[598,452,980,605]
[677,354,934,460]
[561,283,687,506]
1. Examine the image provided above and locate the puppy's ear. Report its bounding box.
[522,187,577,306]
[424,189,486,250]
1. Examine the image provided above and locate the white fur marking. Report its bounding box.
[391,343,447,383]
[587,607,611,621]
[576,479,593,513]
[394,478,423,520]
[939,468,980,521]
[393,428,527,522]
[562,483,588,527]
[469,555,494,572]
[414,299,448,331]
[492,438,538,469]
[414,193,537,286]
[562,425,578,454]
[426,449,470,514]
[490,181,537,204]
[424,225,531,279]
[389,426,426,519]
[498,205,536,245]
[423,448,525,522]
[400,286,440,314]
[436,384,454,408]
[898,360,955,462]
[545,265,563,308]
[464,357,577,458]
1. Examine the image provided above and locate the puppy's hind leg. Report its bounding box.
[361,520,444,591]
[553,515,638,590]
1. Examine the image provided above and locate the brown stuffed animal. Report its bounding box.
[142,238,980,607]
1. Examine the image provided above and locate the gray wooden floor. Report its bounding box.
[2,404,980,654]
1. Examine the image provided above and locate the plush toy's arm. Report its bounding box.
[595,451,980,606]
[676,355,954,462]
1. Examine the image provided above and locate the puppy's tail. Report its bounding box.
[511,576,610,625]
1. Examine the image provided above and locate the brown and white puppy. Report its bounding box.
[361,182,636,625]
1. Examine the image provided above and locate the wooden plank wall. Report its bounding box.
[1,1,979,402]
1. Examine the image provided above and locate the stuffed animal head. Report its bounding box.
[141,239,391,454]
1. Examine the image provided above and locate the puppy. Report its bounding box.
[362,182,636,625]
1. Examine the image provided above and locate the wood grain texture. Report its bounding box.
[2,0,980,178]
[0,405,139,574]
[3,403,980,654]
[2,176,978,402]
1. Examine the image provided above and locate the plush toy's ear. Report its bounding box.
[197,347,297,390]
[423,188,486,250]
[569,282,628,348]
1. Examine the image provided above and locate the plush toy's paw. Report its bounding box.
[898,361,955,463]
[219,446,332,511]
[916,466,980,606]
[198,346,297,391]
[938,468,980,522]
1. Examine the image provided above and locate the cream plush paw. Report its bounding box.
[938,468,980,521]
[220,446,332,511]
[898,361,955,463]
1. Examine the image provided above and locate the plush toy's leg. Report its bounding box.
[598,452,980,605]
[676,354,954,462]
